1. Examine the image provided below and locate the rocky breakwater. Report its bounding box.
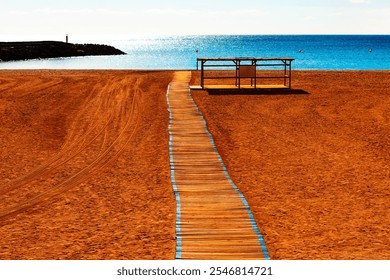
[0,41,126,62]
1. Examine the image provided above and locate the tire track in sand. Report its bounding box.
[0,76,142,220]
[0,79,116,196]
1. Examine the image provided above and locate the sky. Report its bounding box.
[1,0,389,39]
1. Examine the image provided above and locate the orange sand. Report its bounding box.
[0,70,175,259]
[0,70,389,259]
[190,70,390,259]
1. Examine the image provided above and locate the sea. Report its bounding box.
[1,35,389,70]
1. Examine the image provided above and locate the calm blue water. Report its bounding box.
[1,35,389,70]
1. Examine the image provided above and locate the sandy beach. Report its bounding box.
[0,70,175,259]
[0,70,389,259]
[190,70,390,259]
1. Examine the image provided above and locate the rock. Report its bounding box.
[0,41,126,62]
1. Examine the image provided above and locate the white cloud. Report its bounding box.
[1,4,388,36]
[145,8,268,17]
[303,16,316,21]
[349,0,371,3]
[329,12,343,17]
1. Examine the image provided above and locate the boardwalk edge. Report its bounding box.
[166,83,182,259]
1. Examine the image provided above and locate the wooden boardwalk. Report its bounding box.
[167,71,269,260]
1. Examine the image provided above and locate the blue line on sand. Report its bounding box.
[166,84,182,259]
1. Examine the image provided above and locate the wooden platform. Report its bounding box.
[189,84,289,90]
[167,71,269,260]
[196,57,294,89]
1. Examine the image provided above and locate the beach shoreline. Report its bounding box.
[0,69,389,259]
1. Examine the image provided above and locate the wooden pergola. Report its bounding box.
[193,57,294,90]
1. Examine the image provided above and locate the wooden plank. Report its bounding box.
[239,65,256,78]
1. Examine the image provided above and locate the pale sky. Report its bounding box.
[1,0,389,39]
